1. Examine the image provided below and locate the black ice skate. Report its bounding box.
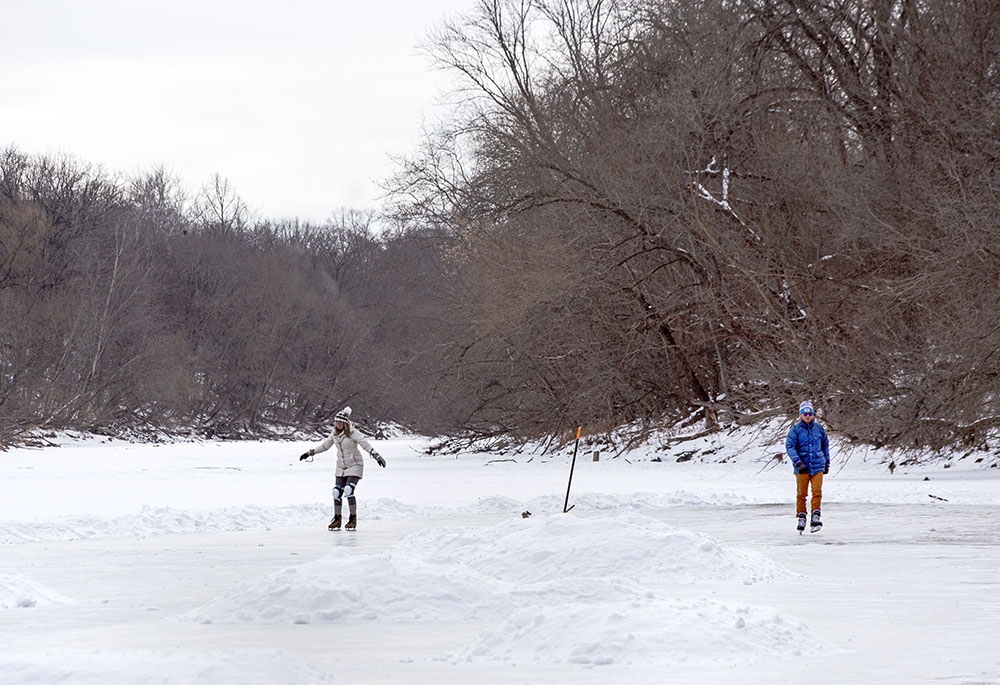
[797,513,807,534]
[345,515,357,531]
[328,515,342,531]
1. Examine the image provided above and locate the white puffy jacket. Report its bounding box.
[312,423,377,478]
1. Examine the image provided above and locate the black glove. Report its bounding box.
[372,451,386,468]
[794,461,806,474]
[299,450,313,461]
[824,465,830,474]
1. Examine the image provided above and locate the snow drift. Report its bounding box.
[190,512,809,665]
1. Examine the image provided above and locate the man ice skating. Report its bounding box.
[785,400,830,533]
[299,406,386,531]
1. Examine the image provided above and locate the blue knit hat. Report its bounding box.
[799,400,814,415]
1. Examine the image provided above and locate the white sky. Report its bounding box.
[1,0,473,223]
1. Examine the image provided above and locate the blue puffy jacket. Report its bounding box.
[785,420,830,475]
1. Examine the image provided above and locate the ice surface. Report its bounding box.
[1,430,998,683]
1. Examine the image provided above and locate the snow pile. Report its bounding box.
[392,511,786,584]
[192,551,506,624]
[453,599,809,666]
[0,573,76,609]
[190,512,808,665]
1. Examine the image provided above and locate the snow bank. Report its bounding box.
[0,504,329,545]
[368,488,747,518]
[0,491,745,546]
[190,512,808,665]
[5,481,996,546]
[0,573,76,609]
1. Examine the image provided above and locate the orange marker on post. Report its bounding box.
[563,426,582,513]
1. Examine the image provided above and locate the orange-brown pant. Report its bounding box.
[795,472,824,515]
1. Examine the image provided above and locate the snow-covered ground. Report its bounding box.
[1,429,998,684]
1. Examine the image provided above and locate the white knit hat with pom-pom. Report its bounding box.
[334,406,352,424]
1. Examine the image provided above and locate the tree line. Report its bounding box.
[3,0,998,452]
[0,152,441,444]
[388,0,1000,450]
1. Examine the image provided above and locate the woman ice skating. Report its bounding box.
[299,406,386,530]
[785,400,830,533]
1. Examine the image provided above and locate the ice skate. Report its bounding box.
[797,513,807,534]
[345,514,357,531]
[328,515,342,531]
[810,509,823,533]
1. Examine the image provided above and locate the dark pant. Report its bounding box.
[333,475,361,516]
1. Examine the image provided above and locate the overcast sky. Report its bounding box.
[1,0,472,223]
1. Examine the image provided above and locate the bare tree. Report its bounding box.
[192,173,250,235]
